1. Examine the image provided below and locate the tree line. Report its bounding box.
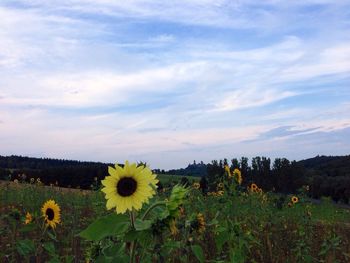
[0,155,349,204]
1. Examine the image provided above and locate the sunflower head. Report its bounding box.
[193,213,206,234]
[101,161,159,214]
[216,190,224,196]
[192,182,200,189]
[217,182,224,190]
[250,183,258,192]
[41,200,61,229]
[291,196,299,204]
[224,165,232,177]
[233,169,242,185]
[24,212,33,225]
[168,219,179,236]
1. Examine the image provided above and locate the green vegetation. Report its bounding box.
[1,172,349,262]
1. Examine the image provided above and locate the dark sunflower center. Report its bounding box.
[46,208,55,221]
[117,177,137,197]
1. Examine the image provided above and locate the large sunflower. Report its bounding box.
[101,161,159,214]
[41,200,61,229]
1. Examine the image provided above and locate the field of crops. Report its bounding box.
[1,165,350,263]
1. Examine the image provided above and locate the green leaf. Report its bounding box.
[16,239,35,256]
[123,230,138,242]
[19,223,37,233]
[102,243,125,257]
[64,255,74,263]
[43,242,56,256]
[215,231,230,251]
[123,229,152,249]
[47,230,58,241]
[134,219,152,231]
[47,257,60,263]
[191,245,204,263]
[79,213,129,241]
[96,255,129,263]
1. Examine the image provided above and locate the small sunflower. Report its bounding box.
[291,196,299,204]
[224,165,232,177]
[196,213,206,234]
[192,182,200,189]
[168,219,179,236]
[41,200,61,229]
[24,212,33,224]
[250,183,258,192]
[233,169,242,185]
[217,182,224,190]
[101,161,158,214]
[216,190,224,196]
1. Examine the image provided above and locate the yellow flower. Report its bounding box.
[250,183,258,192]
[216,190,224,196]
[101,161,158,214]
[41,200,61,229]
[196,213,206,234]
[224,165,232,177]
[233,169,242,185]
[24,212,32,224]
[192,182,200,189]
[291,196,299,204]
[217,182,224,190]
[169,219,179,236]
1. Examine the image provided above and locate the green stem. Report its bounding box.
[129,211,136,263]
[141,201,166,221]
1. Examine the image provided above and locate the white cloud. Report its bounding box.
[0,1,350,168]
[212,88,296,112]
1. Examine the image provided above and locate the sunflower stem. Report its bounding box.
[129,210,136,263]
[141,201,166,221]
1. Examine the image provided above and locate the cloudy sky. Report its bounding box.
[1,0,350,169]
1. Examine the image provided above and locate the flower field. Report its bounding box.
[1,163,350,263]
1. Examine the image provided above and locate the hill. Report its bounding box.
[298,155,350,177]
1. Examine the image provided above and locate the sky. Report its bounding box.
[0,0,350,169]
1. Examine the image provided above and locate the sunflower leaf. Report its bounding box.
[16,239,35,256]
[191,245,205,263]
[134,219,152,231]
[79,213,129,241]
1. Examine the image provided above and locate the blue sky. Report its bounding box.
[0,0,349,169]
